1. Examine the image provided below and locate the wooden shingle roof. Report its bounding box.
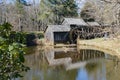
[62,18,88,26]
[47,25,70,32]
[87,22,100,26]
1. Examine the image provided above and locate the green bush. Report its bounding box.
[0,23,29,79]
[9,31,27,44]
[37,33,44,39]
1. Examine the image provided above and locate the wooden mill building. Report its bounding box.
[45,18,105,45]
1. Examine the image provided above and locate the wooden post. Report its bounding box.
[77,35,80,44]
[82,50,84,61]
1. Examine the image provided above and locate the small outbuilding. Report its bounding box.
[45,25,71,45]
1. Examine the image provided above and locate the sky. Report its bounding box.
[76,0,87,13]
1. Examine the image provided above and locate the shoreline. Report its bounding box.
[77,38,120,58]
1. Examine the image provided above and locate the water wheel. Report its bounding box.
[69,27,90,43]
[69,28,79,44]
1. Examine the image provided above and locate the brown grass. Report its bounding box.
[78,38,120,57]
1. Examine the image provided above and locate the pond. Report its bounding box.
[16,46,120,80]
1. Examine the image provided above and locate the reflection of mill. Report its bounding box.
[45,48,105,70]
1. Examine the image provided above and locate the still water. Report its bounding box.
[17,46,120,80]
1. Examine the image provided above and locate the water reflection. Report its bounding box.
[17,46,120,80]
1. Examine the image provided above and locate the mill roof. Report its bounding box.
[87,22,100,26]
[46,25,70,32]
[63,18,88,26]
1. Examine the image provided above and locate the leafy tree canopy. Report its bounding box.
[40,0,78,24]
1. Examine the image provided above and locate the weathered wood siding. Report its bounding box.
[45,25,70,45]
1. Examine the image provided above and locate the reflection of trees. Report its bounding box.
[25,46,48,70]
[105,59,120,80]
[105,55,120,69]
[100,54,120,80]
[85,62,100,73]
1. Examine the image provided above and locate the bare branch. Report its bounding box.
[101,0,112,3]
[101,0,120,4]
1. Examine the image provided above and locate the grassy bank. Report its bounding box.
[78,38,120,57]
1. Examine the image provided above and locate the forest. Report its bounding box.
[0,0,119,33]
